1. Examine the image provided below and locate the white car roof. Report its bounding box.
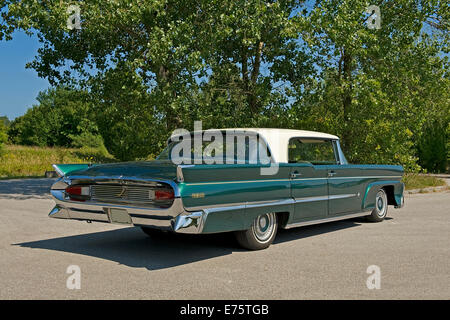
[222,128,338,139]
[220,128,339,163]
[171,128,339,163]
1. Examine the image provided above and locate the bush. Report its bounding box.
[70,132,111,163]
[417,120,448,173]
[69,131,104,149]
[7,86,96,148]
[0,121,7,156]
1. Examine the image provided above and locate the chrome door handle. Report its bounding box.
[290,172,302,179]
[328,171,336,177]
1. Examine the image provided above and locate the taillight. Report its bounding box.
[65,186,90,201]
[155,190,174,200]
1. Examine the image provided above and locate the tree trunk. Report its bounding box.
[241,47,249,94]
[247,41,264,113]
[341,48,353,154]
[158,65,182,131]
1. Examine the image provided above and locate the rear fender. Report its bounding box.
[362,181,404,210]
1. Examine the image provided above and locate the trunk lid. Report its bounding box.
[57,161,178,182]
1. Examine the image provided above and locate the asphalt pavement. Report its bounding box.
[0,178,449,299]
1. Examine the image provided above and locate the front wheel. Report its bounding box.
[235,212,278,250]
[366,189,388,222]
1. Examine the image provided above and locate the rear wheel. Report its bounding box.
[235,212,278,250]
[367,189,388,222]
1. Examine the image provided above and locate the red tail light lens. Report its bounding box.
[65,186,90,201]
[155,190,174,200]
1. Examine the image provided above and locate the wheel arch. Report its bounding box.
[382,185,397,206]
[362,180,404,210]
[275,211,290,228]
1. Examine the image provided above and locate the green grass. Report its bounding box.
[402,173,446,190]
[0,145,116,179]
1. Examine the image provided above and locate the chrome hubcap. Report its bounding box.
[253,213,275,243]
[259,217,267,229]
[377,198,383,210]
[376,190,387,217]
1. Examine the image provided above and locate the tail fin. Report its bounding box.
[52,164,90,177]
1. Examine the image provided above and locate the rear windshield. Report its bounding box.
[157,132,272,164]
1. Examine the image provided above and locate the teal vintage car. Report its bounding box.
[49,128,404,250]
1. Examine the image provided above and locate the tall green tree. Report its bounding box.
[2,0,210,131]
[1,0,448,169]
[290,0,448,170]
[417,119,448,172]
[0,116,10,127]
[1,0,309,156]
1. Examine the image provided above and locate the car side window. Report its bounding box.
[288,138,337,165]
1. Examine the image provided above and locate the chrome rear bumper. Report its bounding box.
[49,188,206,234]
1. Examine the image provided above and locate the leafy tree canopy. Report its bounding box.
[0,0,448,168]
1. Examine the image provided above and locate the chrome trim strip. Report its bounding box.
[184,202,245,212]
[245,198,294,209]
[284,211,370,229]
[294,176,401,181]
[334,140,348,165]
[185,199,294,212]
[204,204,246,213]
[328,193,358,200]
[294,195,329,203]
[184,179,291,186]
[52,164,65,177]
[177,165,196,183]
[329,176,402,179]
[294,193,357,203]
[183,176,402,185]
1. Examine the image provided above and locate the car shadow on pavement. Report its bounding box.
[0,178,55,200]
[275,219,362,244]
[13,220,360,271]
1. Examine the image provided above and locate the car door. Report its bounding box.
[326,140,366,215]
[327,163,367,215]
[288,138,332,221]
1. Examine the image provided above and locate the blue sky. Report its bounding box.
[0,31,49,120]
